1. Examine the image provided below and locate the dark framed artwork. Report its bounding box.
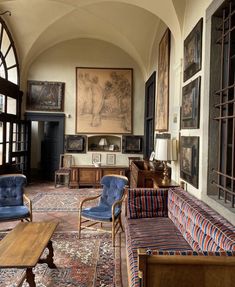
[122,135,143,154]
[180,136,199,188]
[183,18,203,82]
[27,80,65,111]
[65,135,86,153]
[76,67,133,134]
[156,29,170,131]
[181,77,201,129]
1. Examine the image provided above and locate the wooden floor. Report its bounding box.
[0,181,129,287]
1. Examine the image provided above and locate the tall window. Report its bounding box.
[0,16,19,85]
[0,16,29,175]
[208,0,235,208]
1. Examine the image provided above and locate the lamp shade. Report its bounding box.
[155,138,177,161]
[99,138,107,146]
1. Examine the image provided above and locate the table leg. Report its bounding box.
[26,268,36,287]
[39,240,57,268]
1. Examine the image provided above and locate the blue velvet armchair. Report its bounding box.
[0,174,32,222]
[78,174,128,246]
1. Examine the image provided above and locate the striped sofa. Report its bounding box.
[125,187,235,287]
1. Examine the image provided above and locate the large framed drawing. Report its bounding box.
[183,18,203,82]
[27,80,65,111]
[65,135,86,153]
[180,136,199,188]
[122,135,143,154]
[76,67,133,134]
[156,29,170,131]
[181,77,201,129]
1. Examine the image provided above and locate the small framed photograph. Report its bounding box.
[180,136,199,188]
[92,153,101,164]
[106,154,116,165]
[183,18,203,82]
[181,77,201,129]
[65,135,86,153]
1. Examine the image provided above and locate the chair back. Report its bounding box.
[100,175,128,207]
[0,174,27,207]
[59,154,73,169]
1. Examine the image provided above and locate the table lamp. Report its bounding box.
[99,138,107,150]
[155,138,177,184]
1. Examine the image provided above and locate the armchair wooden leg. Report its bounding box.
[78,210,81,239]
[119,216,124,232]
[112,220,115,247]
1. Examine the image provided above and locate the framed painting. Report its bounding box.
[65,135,86,153]
[122,135,143,154]
[106,154,116,165]
[156,29,171,131]
[181,77,201,129]
[180,136,199,188]
[92,153,101,164]
[27,80,65,111]
[76,67,133,134]
[183,18,203,82]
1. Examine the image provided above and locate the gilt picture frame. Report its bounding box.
[27,80,65,111]
[76,67,133,134]
[181,77,201,129]
[156,29,171,131]
[65,135,86,153]
[183,18,203,82]
[180,136,199,188]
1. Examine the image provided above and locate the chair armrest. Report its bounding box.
[79,194,101,210]
[23,194,32,221]
[112,196,125,220]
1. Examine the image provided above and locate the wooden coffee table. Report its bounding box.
[0,221,58,287]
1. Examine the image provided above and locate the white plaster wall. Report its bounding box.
[181,0,235,224]
[27,38,145,166]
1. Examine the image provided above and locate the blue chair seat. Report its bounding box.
[0,206,30,221]
[82,205,121,222]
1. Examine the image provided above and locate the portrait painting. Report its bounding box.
[183,18,203,82]
[181,77,201,129]
[27,80,64,111]
[76,67,133,134]
[156,29,170,131]
[180,136,199,188]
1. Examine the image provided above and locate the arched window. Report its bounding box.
[0,16,19,85]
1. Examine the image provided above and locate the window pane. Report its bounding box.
[0,94,5,112]
[1,30,11,56]
[7,97,17,115]
[7,67,18,85]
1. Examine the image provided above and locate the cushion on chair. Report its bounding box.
[0,175,27,207]
[81,175,128,222]
[0,205,30,221]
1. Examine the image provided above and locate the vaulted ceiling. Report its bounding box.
[0,0,186,81]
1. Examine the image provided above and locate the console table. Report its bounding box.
[69,165,129,188]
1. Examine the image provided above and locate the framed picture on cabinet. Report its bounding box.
[106,154,116,165]
[92,153,101,165]
[181,77,201,129]
[122,135,143,154]
[183,18,203,82]
[27,80,65,111]
[76,67,133,134]
[65,135,86,153]
[180,136,199,188]
[156,29,171,131]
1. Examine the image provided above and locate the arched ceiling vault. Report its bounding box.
[0,0,185,83]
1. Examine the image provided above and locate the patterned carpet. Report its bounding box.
[0,184,123,287]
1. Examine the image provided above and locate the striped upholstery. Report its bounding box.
[168,188,235,252]
[125,187,235,287]
[127,188,168,218]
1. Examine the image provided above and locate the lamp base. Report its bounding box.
[161,161,170,185]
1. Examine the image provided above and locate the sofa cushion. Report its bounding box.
[168,188,235,252]
[126,217,192,287]
[0,206,30,221]
[127,188,168,219]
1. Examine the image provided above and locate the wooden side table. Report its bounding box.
[153,177,179,188]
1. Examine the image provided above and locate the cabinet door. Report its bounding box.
[79,168,99,185]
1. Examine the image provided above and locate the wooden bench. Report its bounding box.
[0,221,58,287]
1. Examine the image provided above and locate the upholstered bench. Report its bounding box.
[125,187,235,287]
